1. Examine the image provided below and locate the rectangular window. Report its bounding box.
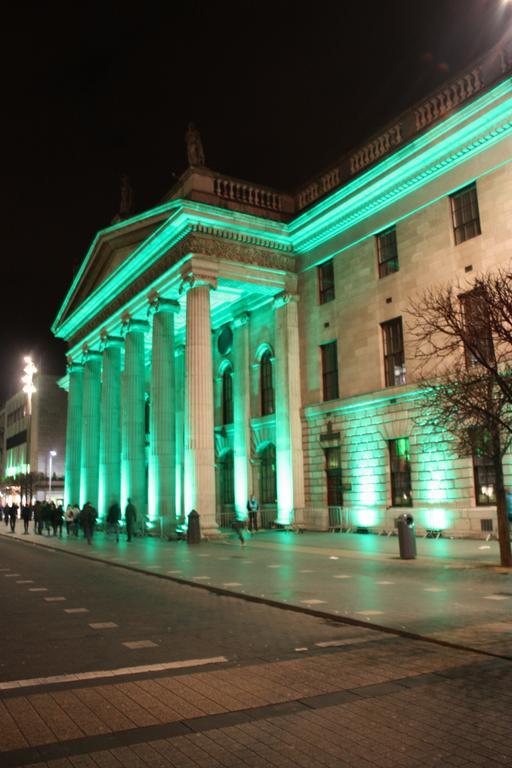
[460,289,494,368]
[377,226,399,278]
[321,341,339,401]
[318,259,335,304]
[471,430,496,505]
[389,437,412,507]
[381,317,405,387]
[325,447,343,507]
[450,182,481,245]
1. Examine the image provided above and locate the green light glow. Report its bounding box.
[422,507,451,530]
[351,507,379,528]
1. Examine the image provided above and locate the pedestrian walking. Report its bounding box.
[9,503,18,533]
[33,502,43,534]
[106,501,121,542]
[80,502,97,545]
[3,506,9,528]
[65,505,74,536]
[72,503,80,536]
[125,498,137,542]
[232,517,246,547]
[247,494,259,532]
[54,505,64,538]
[21,504,31,534]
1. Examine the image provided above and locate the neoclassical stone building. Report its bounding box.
[54,40,512,537]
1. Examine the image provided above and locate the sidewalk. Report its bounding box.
[2,526,512,657]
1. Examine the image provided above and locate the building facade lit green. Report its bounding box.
[53,40,512,537]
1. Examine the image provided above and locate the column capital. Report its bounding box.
[66,358,83,374]
[148,295,180,315]
[122,318,149,336]
[82,347,102,363]
[100,335,124,351]
[233,311,250,329]
[273,291,298,310]
[179,272,217,295]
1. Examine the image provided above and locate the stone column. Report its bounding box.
[233,312,251,519]
[80,350,102,510]
[273,293,305,525]
[99,336,123,520]
[174,344,185,524]
[148,298,179,535]
[122,319,148,520]
[182,276,218,535]
[64,361,83,509]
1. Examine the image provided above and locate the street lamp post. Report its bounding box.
[48,451,57,496]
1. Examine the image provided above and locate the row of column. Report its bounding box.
[64,279,305,534]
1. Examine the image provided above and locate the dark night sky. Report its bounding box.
[0,0,509,400]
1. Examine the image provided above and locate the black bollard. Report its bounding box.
[187,509,201,544]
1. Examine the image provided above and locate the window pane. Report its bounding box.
[260,351,274,416]
[389,437,412,507]
[318,260,335,304]
[450,183,481,245]
[222,368,233,424]
[377,227,399,278]
[471,430,497,505]
[261,444,277,505]
[321,341,339,401]
[325,448,343,506]
[381,318,405,386]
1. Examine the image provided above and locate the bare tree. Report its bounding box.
[408,268,512,567]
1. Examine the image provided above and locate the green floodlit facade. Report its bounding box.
[53,40,512,537]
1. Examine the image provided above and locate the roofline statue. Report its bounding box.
[186,122,206,168]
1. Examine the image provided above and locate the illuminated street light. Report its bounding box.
[48,451,57,495]
[21,356,37,415]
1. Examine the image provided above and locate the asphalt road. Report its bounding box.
[0,537,365,684]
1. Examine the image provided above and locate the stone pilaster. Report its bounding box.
[273,292,305,525]
[122,319,148,520]
[233,312,251,519]
[182,275,218,535]
[80,350,102,510]
[148,298,179,535]
[99,336,123,520]
[64,361,83,509]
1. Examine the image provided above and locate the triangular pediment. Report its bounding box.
[55,216,164,334]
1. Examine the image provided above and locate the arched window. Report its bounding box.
[260,443,277,505]
[222,367,233,425]
[260,350,274,416]
[221,450,234,505]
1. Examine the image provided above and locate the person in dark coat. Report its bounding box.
[9,503,18,533]
[80,502,97,544]
[54,505,64,538]
[107,501,121,542]
[125,498,137,542]
[33,502,43,534]
[21,505,31,534]
[3,506,9,528]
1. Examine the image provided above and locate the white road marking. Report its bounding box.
[64,608,89,614]
[44,597,66,602]
[376,581,394,585]
[16,580,33,584]
[315,637,374,648]
[267,564,282,568]
[223,582,242,587]
[332,575,351,579]
[0,656,228,691]
[294,647,308,652]
[4,573,20,577]
[484,595,510,600]
[147,565,162,569]
[29,588,48,592]
[123,640,158,649]
[424,587,446,592]
[0,568,11,572]
[299,569,315,573]
[329,556,339,560]
[167,570,182,574]
[356,610,384,616]
[478,545,491,550]
[89,622,118,629]
[300,599,327,605]
[192,576,211,580]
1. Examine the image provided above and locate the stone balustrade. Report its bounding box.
[349,124,403,175]
[414,68,483,131]
[297,168,340,210]
[213,177,283,211]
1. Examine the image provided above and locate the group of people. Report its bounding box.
[1,498,139,545]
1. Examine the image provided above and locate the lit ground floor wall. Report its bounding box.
[302,386,508,538]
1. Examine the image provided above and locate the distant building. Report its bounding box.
[53,38,512,537]
[0,373,67,504]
